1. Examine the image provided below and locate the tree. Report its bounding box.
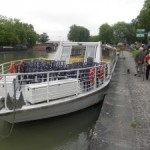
[125,23,137,44]
[137,0,150,31]
[99,23,113,44]
[67,25,90,42]
[0,15,38,47]
[38,33,49,43]
[112,22,136,44]
[136,0,150,43]
[90,35,100,42]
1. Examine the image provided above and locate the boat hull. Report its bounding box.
[0,82,109,123]
[0,47,27,53]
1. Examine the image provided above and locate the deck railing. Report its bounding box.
[0,58,44,74]
[0,63,111,110]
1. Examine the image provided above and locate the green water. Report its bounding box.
[0,51,102,150]
[0,104,101,150]
[0,50,53,64]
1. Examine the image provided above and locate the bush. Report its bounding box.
[130,50,138,58]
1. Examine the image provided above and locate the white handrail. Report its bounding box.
[0,62,113,110]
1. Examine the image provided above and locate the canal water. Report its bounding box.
[0,50,55,64]
[0,50,102,150]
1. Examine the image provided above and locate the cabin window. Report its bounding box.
[61,46,72,63]
[85,46,97,61]
[102,48,110,57]
[69,46,86,63]
[71,46,86,56]
[102,47,115,62]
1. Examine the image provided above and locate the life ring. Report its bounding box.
[10,63,17,73]
[89,67,96,83]
[100,65,105,79]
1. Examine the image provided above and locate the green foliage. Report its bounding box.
[38,32,49,43]
[90,35,100,42]
[130,49,138,57]
[136,0,150,43]
[137,0,150,31]
[99,23,113,44]
[130,120,137,128]
[112,22,136,44]
[97,22,137,44]
[67,24,90,42]
[0,15,38,48]
[125,24,137,44]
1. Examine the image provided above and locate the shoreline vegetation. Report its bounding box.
[0,15,38,48]
[0,0,150,51]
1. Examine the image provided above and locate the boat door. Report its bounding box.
[84,45,97,62]
[60,46,72,64]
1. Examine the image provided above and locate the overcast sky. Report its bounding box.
[0,0,145,40]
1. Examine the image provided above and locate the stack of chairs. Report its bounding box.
[19,59,101,86]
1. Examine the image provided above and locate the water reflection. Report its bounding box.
[0,102,102,150]
[0,50,53,64]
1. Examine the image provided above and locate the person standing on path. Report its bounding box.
[134,47,145,77]
[144,50,150,80]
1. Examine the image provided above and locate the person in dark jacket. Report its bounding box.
[144,50,150,80]
[134,47,145,77]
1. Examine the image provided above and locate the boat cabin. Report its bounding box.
[54,42,102,64]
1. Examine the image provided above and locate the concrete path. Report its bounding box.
[89,51,150,150]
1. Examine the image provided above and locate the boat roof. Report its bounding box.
[59,41,100,46]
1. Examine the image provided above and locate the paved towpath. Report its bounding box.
[89,51,150,150]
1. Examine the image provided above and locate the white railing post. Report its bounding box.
[47,72,50,102]
[94,65,97,89]
[76,70,79,95]
[107,63,111,79]
[4,75,8,110]
[103,64,106,81]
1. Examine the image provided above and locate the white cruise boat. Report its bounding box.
[0,41,117,123]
